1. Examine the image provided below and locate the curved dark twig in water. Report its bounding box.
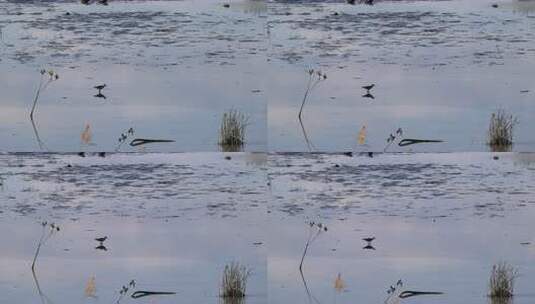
[399,291,444,299]
[398,139,444,147]
[299,117,316,152]
[299,269,321,304]
[131,291,176,299]
[32,268,54,304]
[129,138,175,147]
[30,117,48,151]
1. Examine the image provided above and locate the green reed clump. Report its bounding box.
[220,262,251,298]
[488,109,517,150]
[489,262,518,299]
[219,110,248,150]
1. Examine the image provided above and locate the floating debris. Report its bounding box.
[398,138,444,147]
[131,291,177,299]
[85,276,97,298]
[334,273,345,293]
[357,126,367,145]
[130,138,175,147]
[81,124,92,145]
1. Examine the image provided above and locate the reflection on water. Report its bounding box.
[267,0,535,152]
[0,0,267,152]
[269,152,535,304]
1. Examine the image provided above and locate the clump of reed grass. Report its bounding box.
[220,262,251,298]
[489,262,518,299]
[219,109,248,151]
[488,109,518,150]
[31,221,60,271]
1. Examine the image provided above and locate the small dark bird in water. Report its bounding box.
[367,152,374,158]
[362,92,375,99]
[343,151,353,157]
[363,244,376,250]
[492,3,498,8]
[98,0,108,5]
[98,152,106,158]
[95,244,107,251]
[223,3,230,8]
[94,93,106,99]
[78,152,86,157]
[363,237,375,243]
[346,0,355,4]
[225,156,232,160]
[95,236,107,243]
[362,84,375,91]
[94,84,106,94]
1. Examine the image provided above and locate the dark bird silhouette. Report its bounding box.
[94,84,106,94]
[367,152,374,158]
[98,0,108,5]
[363,237,375,243]
[95,236,107,243]
[95,244,107,251]
[363,244,376,250]
[362,92,375,99]
[94,93,106,99]
[346,0,356,4]
[362,84,375,91]
[78,152,86,157]
[98,152,106,158]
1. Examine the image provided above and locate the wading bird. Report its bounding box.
[94,84,106,94]
[95,236,108,243]
[362,84,375,91]
[362,237,375,243]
